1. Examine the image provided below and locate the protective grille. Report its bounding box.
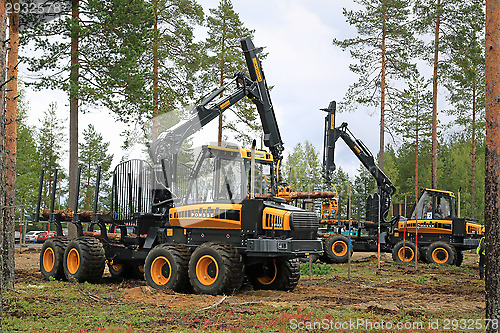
[111,159,153,223]
[290,212,319,230]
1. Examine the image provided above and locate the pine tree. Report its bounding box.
[201,0,260,146]
[392,73,433,200]
[151,0,203,120]
[37,103,67,209]
[0,0,7,306]
[485,0,500,324]
[285,141,322,192]
[3,0,19,292]
[441,0,485,218]
[353,165,377,217]
[413,0,477,188]
[334,0,418,171]
[22,0,154,223]
[78,124,114,211]
[16,91,42,218]
[330,167,352,220]
[439,134,485,221]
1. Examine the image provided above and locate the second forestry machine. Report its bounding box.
[37,37,323,295]
[317,101,483,266]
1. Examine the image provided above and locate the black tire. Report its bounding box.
[188,242,244,295]
[392,240,419,264]
[63,236,105,283]
[40,236,69,280]
[108,262,144,279]
[455,250,463,267]
[144,243,191,292]
[248,258,300,292]
[419,247,428,263]
[132,264,145,280]
[320,235,351,264]
[426,241,456,265]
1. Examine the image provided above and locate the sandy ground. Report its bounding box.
[14,246,485,315]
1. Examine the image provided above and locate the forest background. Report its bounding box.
[15,0,485,229]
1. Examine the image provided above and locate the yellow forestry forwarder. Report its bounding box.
[309,101,484,266]
[35,37,323,295]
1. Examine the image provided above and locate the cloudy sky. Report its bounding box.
[21,0,433,178]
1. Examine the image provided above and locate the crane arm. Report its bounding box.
[148,37,285,183]
[321,101,396,223]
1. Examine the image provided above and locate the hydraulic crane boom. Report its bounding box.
[321,101,396,224]
[149,37,284,180]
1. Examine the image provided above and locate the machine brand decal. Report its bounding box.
[330,115,335,129]
[220,100,231,109]
[252,58,262,82]
[354,146,361,153]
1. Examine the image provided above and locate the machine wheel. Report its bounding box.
[426,241,456,265]
[249,258,300,292]
[455,250,463,267]
[63,236,105,283]
[320,235,351,264]
[108,262,128,278]
[40,237,69,280]
[108,262,144,279]
[144,243,191,292]
[419,247,428,263]
[392,241,419,264]
[188,242,244,295]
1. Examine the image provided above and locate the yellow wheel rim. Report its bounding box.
[432,248,449,264]
[332,240,348,257]
[256,260,278,285]
[67,248,80,275]
[151,256,171,286]
[111,263,123,273]
[43,247,55,272]
[398,246,414,262]
[196,255,218,286]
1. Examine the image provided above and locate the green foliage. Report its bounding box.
[441,0,485,133]
[331,167,352,220]
[388,134,485,223]
[37,103,67,210]
[16,91,42,218]
[200,0,261,145]
[334,0,419,120]
[21,0,155,121]
[284,141,323,192]
[439,134,485,222]
[352,165,376,219]
[149,0,204,117]
[78,125,114,211]
[300,262,334,276]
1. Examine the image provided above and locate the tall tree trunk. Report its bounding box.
[379,4,386,171]
[431,0,441,189]
[217,18,226,146]
[471,80,476,219]
[3,0,19,290]
[485,0,500,328]
[68,0,80,238]
[415,98,419,202]
[152,0,159,140]
[0,0,7,329]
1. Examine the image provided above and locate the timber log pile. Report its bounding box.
[289,191,338,199]
[41,209,110,222]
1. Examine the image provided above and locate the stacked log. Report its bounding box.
[41,209,110,222]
